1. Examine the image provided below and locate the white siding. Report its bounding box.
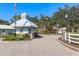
[23,27,29,33]
[16,28,20,34]
[16,27,29,34]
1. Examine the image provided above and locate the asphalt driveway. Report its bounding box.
[0,34,79,56]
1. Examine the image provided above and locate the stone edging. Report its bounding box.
[57,39,79,52]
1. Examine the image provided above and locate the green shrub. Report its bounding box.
[39,28,58,34]
[16,34,30,40]
[23,34,30,40]
[16,34,24,40]
[3,34,31,41]
[3,35,17,41]
[16,35,24,40]
[40,30,50,34]
[51,29,58,33]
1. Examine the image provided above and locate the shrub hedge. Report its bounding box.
[3,34,31,41]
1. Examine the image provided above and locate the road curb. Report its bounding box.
[57,39,79,52]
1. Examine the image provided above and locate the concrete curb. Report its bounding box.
[57,39,79,52]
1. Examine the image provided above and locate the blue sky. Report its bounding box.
[0,3,79,21]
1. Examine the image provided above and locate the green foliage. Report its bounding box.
[30,16,38,24]
[3,35,17,41]
[40,29,57,34]
[53,5,79,32]
[0,19,9,25]
[16,34,24,40]
[17,34,30,40]
[3,34,31,41]
[37,15,55,34]
[40,30,49,34]
[10,15,21,23]
[52,29,58,33]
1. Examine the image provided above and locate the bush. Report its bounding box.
[3,35,17,41]
[39,30,47,34]
[3,34,31,41]
[51,29,58,33]
[16,35,24,40]
[23,34,30,40]
[16,34,30,40]
[38,28,58,34]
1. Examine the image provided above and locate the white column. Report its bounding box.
[29,27,34,39]
[68,32,71,43]
[30,32,33,39]
[64,31,67,41]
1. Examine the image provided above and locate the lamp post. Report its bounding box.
[65,14,68,26]
[14,3,16,36]
[65,14,69,32]
[65,14,68,18]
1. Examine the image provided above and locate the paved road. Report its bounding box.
[0,35,79,56]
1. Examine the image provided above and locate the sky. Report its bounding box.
[0,3,79,21]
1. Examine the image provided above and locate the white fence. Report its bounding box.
[63,32,79,44]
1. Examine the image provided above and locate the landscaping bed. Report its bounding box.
[2,34,31,41]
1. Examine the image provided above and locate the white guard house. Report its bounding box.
[10,13,37,39]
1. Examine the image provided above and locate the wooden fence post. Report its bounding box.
[68,32,71,43]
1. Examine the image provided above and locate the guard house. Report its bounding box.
[10,13,37,39]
